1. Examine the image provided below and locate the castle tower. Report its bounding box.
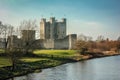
[40,17,67,40]
[69,34,77,49]
[21,30,35,41]
[55,18,66,39]
[50,17,56,39]
[40,18,46,39]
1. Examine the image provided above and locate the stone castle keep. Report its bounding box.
[6,17,77,49]
[39,17,77,49]
[40,17,66,39]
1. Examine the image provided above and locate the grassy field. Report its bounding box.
[20,57,50,62]
[0,49,4,53]
[0,57,53,67]
[0,49,10,67]
[0,57,11,67]
[0,50,77,67]
[34,50,77,57]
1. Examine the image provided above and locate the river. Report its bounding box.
[11,56,120,80]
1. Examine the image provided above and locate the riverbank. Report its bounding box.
[0,58,76,80]
[13,55,120,80]
[0,50,77,80]
[0,50,120,80]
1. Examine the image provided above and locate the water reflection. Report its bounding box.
[11,56,120,80]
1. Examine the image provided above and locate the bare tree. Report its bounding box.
[0,22,23,71]
[118,36,120,41]
[96,35,104,42]
[19,20,38,54]
[78,34,93,41]
[75,40,89,55]
[78,34,87,41]
[76,34,92,55]
[0,22,4,49]
[0,22,15,53]
[19,19,37,30]
[0,22,4,37]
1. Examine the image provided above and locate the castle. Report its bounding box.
[1,17,77,49]
[39,17,77,49]
[40,17,66,39]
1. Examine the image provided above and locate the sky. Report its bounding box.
[0,0,120,40]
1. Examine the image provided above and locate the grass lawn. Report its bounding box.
[0,50,77,67]
[0,57,11,67]
[34,50,77,57]
[20,57,50,62]
[0,57,49,67]
[0,49,4,53]
[0,49,79,80]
